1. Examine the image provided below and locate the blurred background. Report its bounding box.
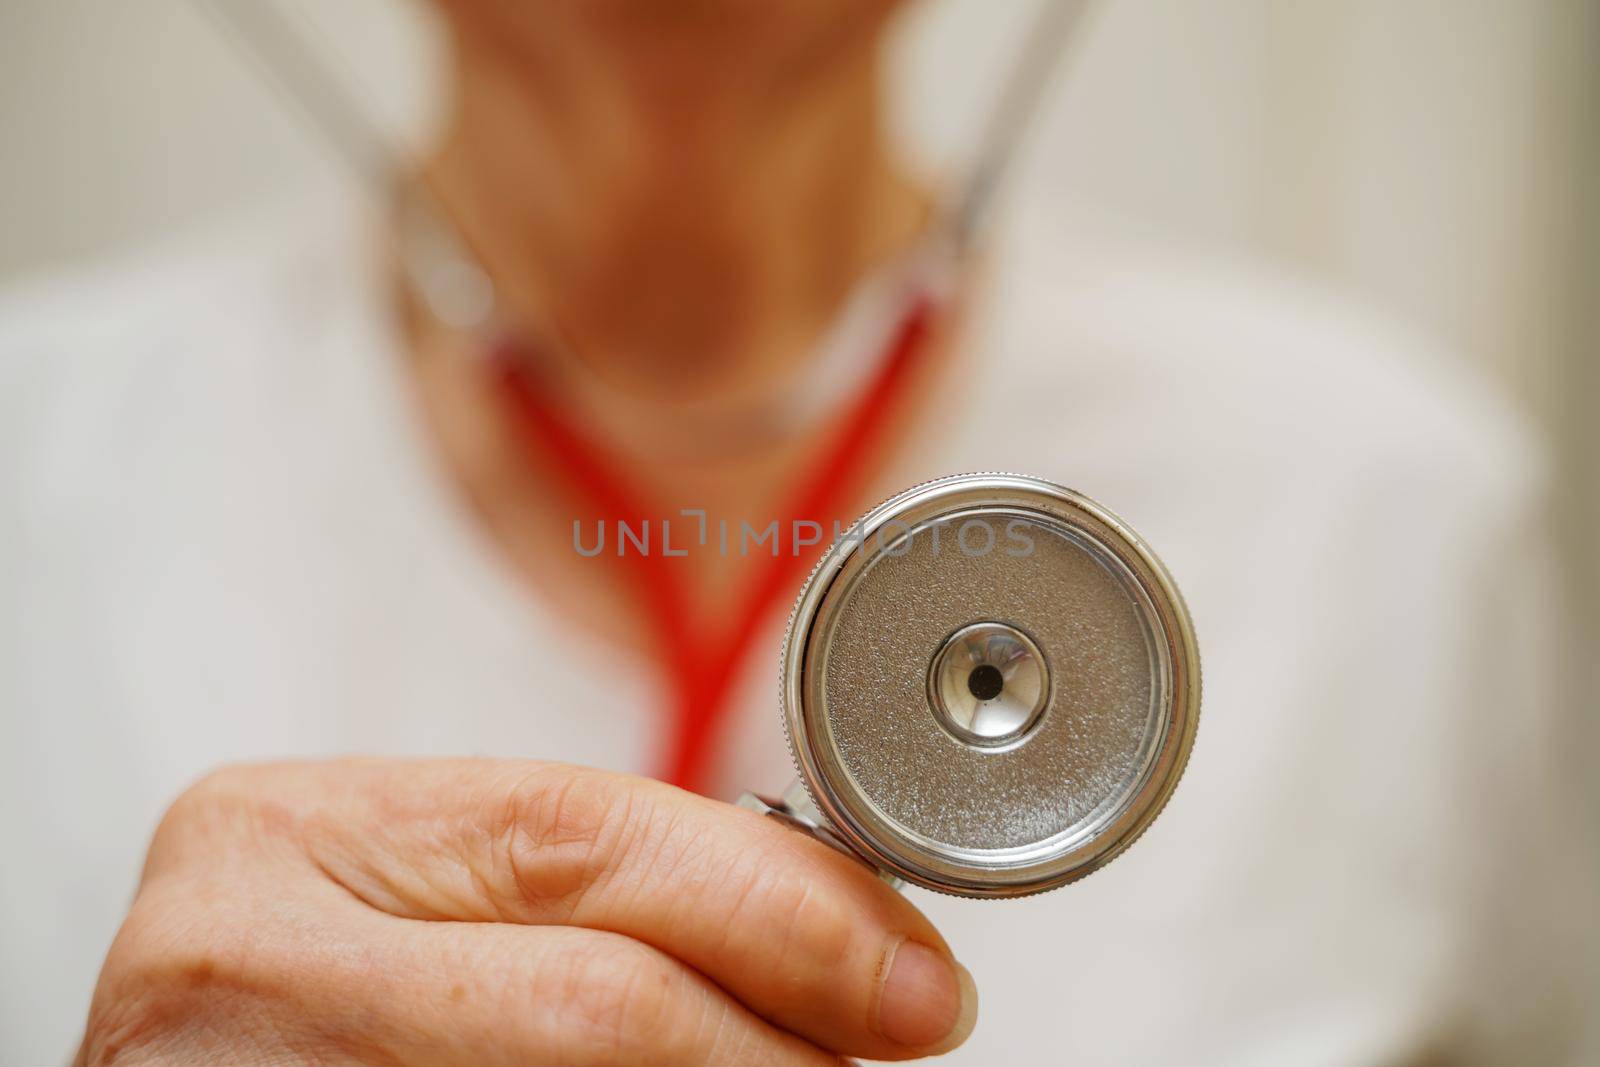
[2,0,1594,667]
[2,0,1595,1040]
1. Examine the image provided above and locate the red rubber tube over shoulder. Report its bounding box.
[490,293,935,793]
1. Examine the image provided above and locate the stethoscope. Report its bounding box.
[195,0,1099,793]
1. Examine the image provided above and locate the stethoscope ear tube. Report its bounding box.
[949,0,1099,253]
[194,0,1101,330]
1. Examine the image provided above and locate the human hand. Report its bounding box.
[76,759,976,1064]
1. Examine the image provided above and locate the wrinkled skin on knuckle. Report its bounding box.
[79,976,178,1066]
[84,881,408,1067]
[79,764,346,1065]
[497,765,645,921]
[82,896,291,1065]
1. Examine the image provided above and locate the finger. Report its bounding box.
[103,870,846,1067]
[355,917,851,1067]
[293,759,978,1059]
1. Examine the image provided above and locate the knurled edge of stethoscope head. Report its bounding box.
[776,471,1202,900]
[777,473,1006,847]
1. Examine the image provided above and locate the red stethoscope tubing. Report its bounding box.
[490,291,937,794]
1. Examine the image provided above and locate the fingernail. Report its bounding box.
[876,939,978,1050]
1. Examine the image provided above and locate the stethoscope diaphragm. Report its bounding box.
[744,472,1200,898]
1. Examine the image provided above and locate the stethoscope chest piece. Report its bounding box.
[746,472,1201,898]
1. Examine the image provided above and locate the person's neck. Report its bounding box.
[422,20,932,425]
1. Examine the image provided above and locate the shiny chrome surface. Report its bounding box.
[928,621,1050,749]
[780,473,1201,898]
[736,782,905,891]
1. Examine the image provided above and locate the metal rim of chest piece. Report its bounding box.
[780,473,1201,898]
